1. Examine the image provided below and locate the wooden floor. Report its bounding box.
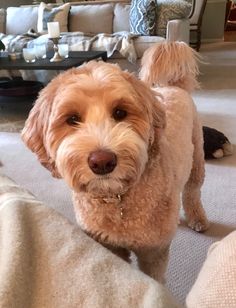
[224,15,236,41]
[224,30,236,41]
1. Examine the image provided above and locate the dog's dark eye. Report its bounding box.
[112,108,127,121]
[66,114,81,126]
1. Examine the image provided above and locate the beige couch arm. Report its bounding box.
[186,230,236,307]
[166,19,190,44]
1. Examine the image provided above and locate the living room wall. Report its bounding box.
[202,0,227,40]
[0,0,55,9]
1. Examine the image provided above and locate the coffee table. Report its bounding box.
[0,51,107,70]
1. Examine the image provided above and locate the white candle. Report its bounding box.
[47,22,60,38]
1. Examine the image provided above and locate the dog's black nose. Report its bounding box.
[88,150,117,175]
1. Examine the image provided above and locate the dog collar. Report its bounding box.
[102,194,124,219]
[92,193,125,219]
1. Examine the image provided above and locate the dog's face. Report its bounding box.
[22,61,165,196]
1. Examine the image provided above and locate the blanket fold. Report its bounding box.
[0,31,138,63]
[0,174,179,308]
[0,31,138,83]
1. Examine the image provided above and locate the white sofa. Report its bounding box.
[0,1,191,80]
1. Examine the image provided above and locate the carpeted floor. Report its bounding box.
[0,96,33,132]
[0,41,236,305]
[167,41,236,302]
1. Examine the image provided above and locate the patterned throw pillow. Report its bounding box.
[156,0,192,37]
[37,2,70,34]
[129,0,156,36]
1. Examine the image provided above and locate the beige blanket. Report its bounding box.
[186,230,236,307]
[0,31,138,83]
[0,174,179,308]
[0,31,138,63]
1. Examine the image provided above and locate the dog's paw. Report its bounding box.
[223,142,233,156]
[188,218,209,233]
[212,149,224,159]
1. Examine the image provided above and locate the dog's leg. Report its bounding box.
[183,115,209,232]
[134,245,170,283]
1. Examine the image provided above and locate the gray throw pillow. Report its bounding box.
[37,2,70,34]
[129,0,156,36]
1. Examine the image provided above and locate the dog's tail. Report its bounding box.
[139,41,200,92]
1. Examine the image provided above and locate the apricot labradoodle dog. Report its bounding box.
[22,41,209,283]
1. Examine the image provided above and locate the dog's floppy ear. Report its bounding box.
[21,82,61,178]
[121,71,166,142]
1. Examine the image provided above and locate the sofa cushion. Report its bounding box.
[133,35,165,58]
[0,9,6,34]
[69,4,114,34]
[6,7,38,35]
[156,0,192,37]
[129,0,156,35]
[37,2,71,34]
[110,35,165,59]
[113,3,130,33]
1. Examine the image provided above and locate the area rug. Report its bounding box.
[0,118,25,132]
[0,97,33,132]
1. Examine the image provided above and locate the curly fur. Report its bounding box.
[22,42,209,282]
[139,41,201,92]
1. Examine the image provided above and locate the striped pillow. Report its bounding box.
[129,0,156,35]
